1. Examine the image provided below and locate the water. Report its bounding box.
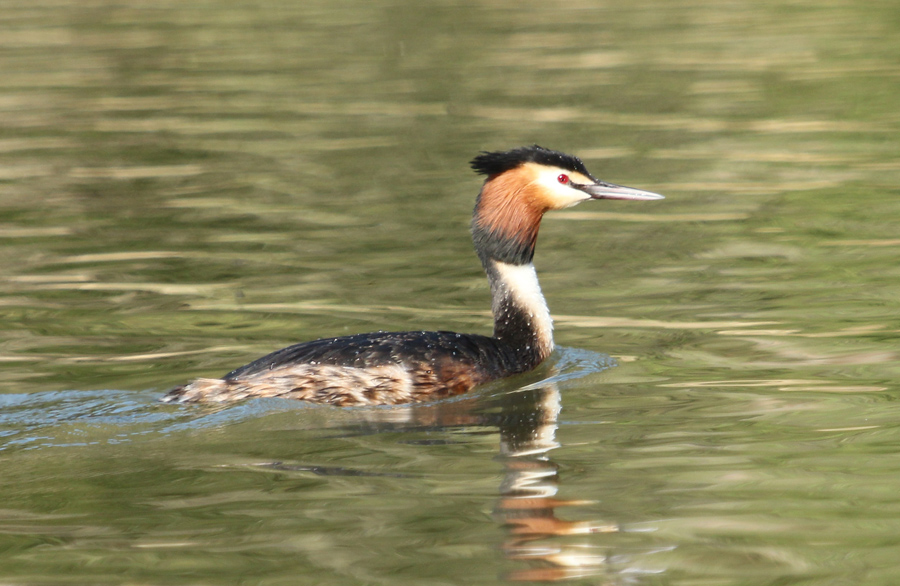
[2,0,900,583]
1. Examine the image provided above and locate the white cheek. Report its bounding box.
[534,168,591,208]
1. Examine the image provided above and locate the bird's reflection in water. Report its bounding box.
[489,383,619,582]
[311,375,630,583]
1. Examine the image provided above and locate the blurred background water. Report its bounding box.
[1,0,900,584]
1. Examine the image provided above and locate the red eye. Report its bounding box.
[557,174,570,184]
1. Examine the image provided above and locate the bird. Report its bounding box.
[162,145,663,406]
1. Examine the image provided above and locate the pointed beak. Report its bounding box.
[577,181,665,201]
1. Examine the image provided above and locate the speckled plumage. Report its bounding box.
[164,331,521,406]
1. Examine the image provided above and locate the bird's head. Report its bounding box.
[471,145,663,213]
[470,145,664,265]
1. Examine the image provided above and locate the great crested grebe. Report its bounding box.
[163,145,663,406]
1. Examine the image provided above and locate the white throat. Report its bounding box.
[490,261,555,357]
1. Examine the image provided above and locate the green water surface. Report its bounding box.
[1,0,900,584]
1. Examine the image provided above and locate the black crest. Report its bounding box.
[470,145,595,180]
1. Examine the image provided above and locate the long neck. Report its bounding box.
[482,258,555,369]
[472,175,555,369]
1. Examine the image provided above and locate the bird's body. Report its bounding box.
[163,146,663,406]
